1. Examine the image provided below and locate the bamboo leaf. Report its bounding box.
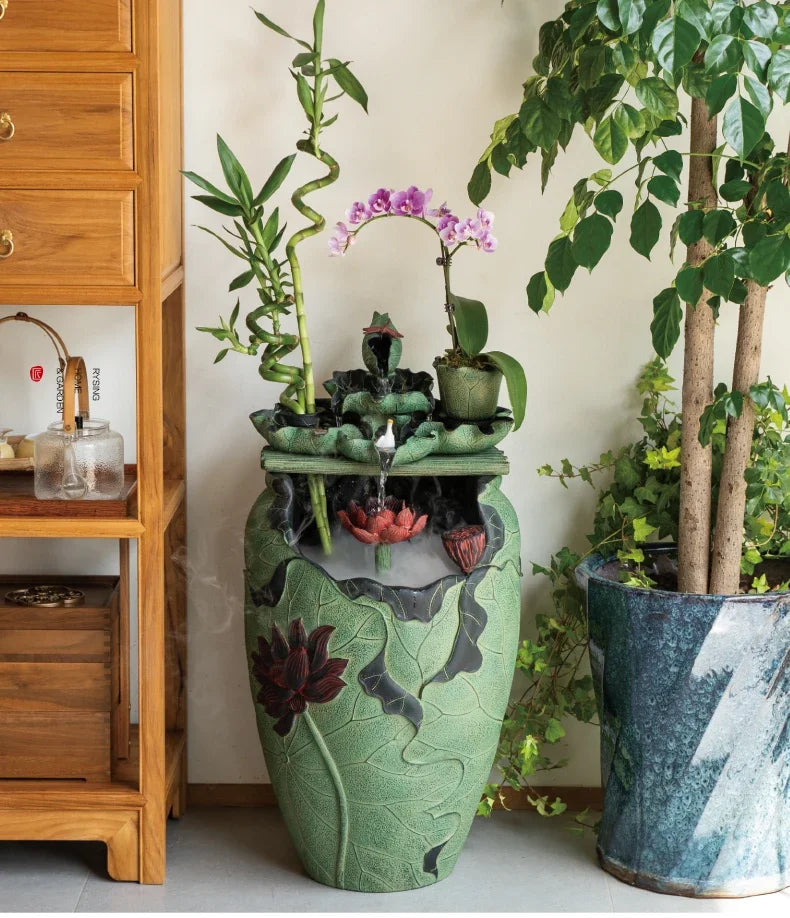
[182,171,236,204]
[254,154,297,206]
[192,194,245,217]
[216,135,253,208]
[253,9,312,48]
[327,58,368,112]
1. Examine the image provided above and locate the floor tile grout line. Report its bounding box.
[73,868,91,913]
[606,876,616,912]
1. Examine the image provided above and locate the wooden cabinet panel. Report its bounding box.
[0,662,110,711]
[0,0,131,52]
[0,629,107,658]
[0,712,111,780]
[0,190,134,286]
[0,73,133,171]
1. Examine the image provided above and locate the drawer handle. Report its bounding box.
[0,1,7,21]
[0,112,14,141]
[0,230,13,259]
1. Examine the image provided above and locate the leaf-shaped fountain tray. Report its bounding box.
[250,312,513,466]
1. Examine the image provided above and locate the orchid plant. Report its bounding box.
[330,186,527,430]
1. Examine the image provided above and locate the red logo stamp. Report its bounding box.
[29,366,44,382]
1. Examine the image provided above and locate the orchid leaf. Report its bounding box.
[484,351,527,431]
[451,295,489,356]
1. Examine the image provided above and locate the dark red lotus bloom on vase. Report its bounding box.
[251,619,348,736]
[338,496,428,545]
[442,524,486,574]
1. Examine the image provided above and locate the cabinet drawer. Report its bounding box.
[0,73,133,171]
[0,189,134,286]
[0,712,110,781]
[0,0,132,52]
[0,628,108,658]
[0,661,110,711]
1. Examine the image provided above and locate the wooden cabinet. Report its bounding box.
[0,0,186,886]
[0,0,132,52]
[0,577,127,784]
[0,73,134,171]
[0,189,134,285]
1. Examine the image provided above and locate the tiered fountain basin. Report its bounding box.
[244,448,521,891]
[250,401,514,465]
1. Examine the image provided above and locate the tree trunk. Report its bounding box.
[709,281,768,594]
[677,100,717,594]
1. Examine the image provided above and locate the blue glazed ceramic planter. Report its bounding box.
[580,550,790,898]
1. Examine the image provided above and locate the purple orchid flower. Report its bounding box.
[477,208,494,231]
[328,222,355,256]
[428,201,453,218]
[438,216,460,246]
[391,185,431,217]
[346,201,371,225]
[478,232,498,253]
[455,217,484,242]
[368,188,393,214]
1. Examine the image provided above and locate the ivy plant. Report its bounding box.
[472,0,790,595]
[185,0,368,554]
[480,358,790,819]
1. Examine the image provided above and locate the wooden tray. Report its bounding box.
[0,436,34,472]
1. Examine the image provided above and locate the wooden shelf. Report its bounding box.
[261,447,510,477]
[0,0,187,883]
[0,727,184,811]
[0,469,137,519]
[0,466,143,538]
[163,479,186,530]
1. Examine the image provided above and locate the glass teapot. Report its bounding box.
[34,357,124,501]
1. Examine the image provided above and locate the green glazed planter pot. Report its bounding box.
[435,363,503,422]
[244,472,521,892]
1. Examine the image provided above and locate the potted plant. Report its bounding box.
[184,0,369,554]
[472,0,790,898]
[329,190,527,429]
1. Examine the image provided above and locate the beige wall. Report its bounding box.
[183,0,790,784]
[3,0,788,787]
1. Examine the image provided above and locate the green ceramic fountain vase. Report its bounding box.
[436,363,503,422]
[244,462,521,892]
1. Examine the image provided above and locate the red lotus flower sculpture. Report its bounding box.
[251,619,348,736]
[338,497,428,573]
[442,524,486,575]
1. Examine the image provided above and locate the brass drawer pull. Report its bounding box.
[0,230,14,258]
[0,112,14,141]
[0,1,7,21]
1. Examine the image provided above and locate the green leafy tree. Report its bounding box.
[472,0,790,594]
[185,1,368,554]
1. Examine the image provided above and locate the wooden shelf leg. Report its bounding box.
[106,814,142,883]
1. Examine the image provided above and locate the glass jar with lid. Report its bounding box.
[34,357,124,500]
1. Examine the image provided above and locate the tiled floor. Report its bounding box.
[0,808,788,913]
